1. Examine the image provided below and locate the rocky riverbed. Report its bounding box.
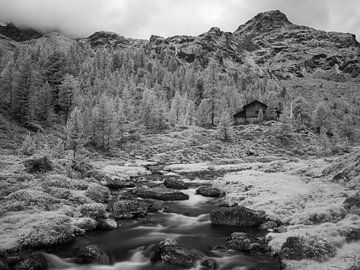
[0,151,359,270]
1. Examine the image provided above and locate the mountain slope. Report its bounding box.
[0,23,42,42]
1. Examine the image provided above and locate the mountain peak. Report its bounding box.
[235,10,292,34]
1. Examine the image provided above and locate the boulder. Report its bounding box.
[143,199,164,212]
[111,200,147,219]
[152,238,205,267]
[346,228,360,242]
[23,155,53,174]
[97,218,118,230]
[134,187,189,201]
[0,260,10,270]
[79,203,107,220]
[72,217,97,232]
[164,177,188,190]
[344,193,360,209]
[196,186,222,197]
[160,246,205,267]
[226,232,270,254]
[105,177,135,190]
[259,220,279,231]
[75,245,110,265]
[200,258,218,269]
[12,254,47,270]
[280,236,336,262]
[210,206,266,227]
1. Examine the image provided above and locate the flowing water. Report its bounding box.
[45,187,280,270]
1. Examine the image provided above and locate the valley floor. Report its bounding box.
[0,123,359,269]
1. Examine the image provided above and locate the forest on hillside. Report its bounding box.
[0,41,359,156]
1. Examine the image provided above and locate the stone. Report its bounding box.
[75,245,110,265]
[200,258,218,269]
[0,260,10,270]
[226,232,269,254]
[111,200,147,219]
[280,236,336,262]
[105,177,135,189]
[196,186,222,197]
[344,193,360,209]
[12,254,47,270]
[134,187,189,201]
[164,177,188,190]
[346,228,360,242]
[97,218,118,230]
[154,238,205,267]
[160,246,205,267]
[210,206,266,227]
[259,220,279,230]
[72,217,97,232]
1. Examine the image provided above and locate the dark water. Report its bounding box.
[46,188,280,270]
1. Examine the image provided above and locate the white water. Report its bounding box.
[176,188,210,207]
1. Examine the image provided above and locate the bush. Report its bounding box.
[85,183,110,203]
[79,203,106,220]
[19,134,36,156]
[23,155,53,173]
[19,216,75,248]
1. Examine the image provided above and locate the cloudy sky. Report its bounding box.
[0,0,359,40]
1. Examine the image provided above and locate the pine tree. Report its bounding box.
[11,57,34,122]
[59,75,78,122]
[66,107,84,158]
[292,96,311,126]
[257,109,264,122]
[201,59,222,126]
[217,111,234,141]
[32,83,52,123]
[0,60,15,107]
[45,51,67,111]
[312,102,331,133]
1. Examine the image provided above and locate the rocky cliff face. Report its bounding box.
[144,10,360,80]
[0,23,42,42]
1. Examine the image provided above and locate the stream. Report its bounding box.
[45,180,280,270]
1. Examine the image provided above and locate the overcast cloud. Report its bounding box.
[0,0,359,40]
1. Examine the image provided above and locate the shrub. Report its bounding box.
[23,155,53,173]
[19,134,36,156]
[19,216,75,248]
[85,183,110,203]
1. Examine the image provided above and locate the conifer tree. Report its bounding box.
[257,109,264,122]
[66,107,84,158]
[59,75,78,122]
[217,111,234,141]
[32,83,52,123]
[0,60,15,107]
[45,51,67,111]
[200,59,222,126]
[312,102,331,133]
[11,57,34,122]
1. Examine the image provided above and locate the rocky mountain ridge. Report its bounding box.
[1,10,359,81]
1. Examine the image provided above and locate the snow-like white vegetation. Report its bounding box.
[100,165,150,179]
[212,158,360,268]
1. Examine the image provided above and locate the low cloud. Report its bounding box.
[0,0,358,40]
